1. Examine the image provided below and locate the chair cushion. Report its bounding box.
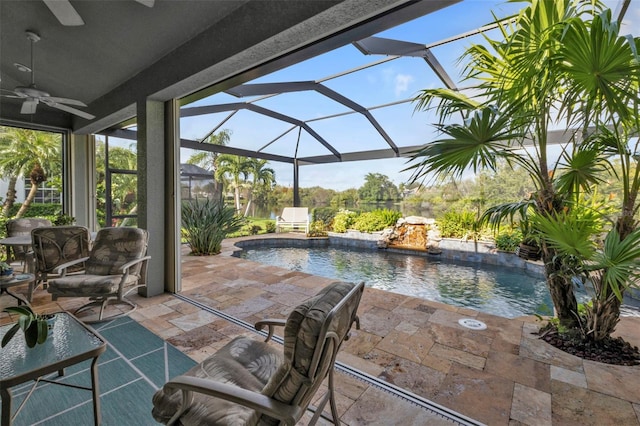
[86,227,148,275]
[260,281,355,415]
[152,336,283,425]
[48,274,139,296]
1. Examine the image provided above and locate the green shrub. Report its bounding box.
[495,231,522,252]
[437,210,477,238]
[332,209,358,233]
[52,211,75,226]
[308,220,328,237]
[351,209,401,233]
[265,221,276,233]
[353,212,383,232]
[376,208,402,227]
[181,198,245,255]
[5,203,61,218]
[244,224,262,235]
[312,207,338,225]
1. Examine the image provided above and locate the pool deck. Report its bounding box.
[3,233,640,425]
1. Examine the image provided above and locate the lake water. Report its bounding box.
[236,245,559,318]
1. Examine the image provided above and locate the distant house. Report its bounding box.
[180,164,214,200]
[0,178,61,204]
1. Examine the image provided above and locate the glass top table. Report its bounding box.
[0,312,106,425]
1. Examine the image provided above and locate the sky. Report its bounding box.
[176,0,638,192]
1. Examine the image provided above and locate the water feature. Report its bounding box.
[235,245,561,318]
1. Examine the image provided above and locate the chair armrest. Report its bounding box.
[54,257,90,274]
[254,319,286,342]
[118,256,152,273]
[164,376,302,426]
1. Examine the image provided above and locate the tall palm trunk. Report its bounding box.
[2,176,17,216]
[16,178,40,218]
[233,186,241,213]
[16,164,46,218]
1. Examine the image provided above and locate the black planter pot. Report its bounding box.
[516,243,541,261]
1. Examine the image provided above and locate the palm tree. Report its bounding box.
[243,159,275,217]
[0,127,61,217]
[186,130,231,200]
[215,154,251,213]
[95,140,138,226]
[407,0,640,338]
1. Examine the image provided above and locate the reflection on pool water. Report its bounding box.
[236,245,569,318]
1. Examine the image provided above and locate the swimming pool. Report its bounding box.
[235,245,561,318]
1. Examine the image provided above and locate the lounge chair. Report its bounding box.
[152,280,364,425]
[275,207,309,234]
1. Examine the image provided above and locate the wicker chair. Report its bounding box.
[27,225,91,302]
[47,227,150,323]
[152,281,364,425]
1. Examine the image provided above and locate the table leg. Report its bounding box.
[0,288,29,306]
[1,387,12,426]
[90,357,101,425]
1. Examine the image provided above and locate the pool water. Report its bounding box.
[236,245,563,318]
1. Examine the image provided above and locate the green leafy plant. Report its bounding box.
[265,221,276,233]
[437,210,477,239]
[331,209,358,233]
[181,198,245,255]
[352,209,401,233]
[244,224,262,235]
[495,231,522,252]
[308,220,328,237]
[312,207,338,226]
[0,261,12,274]
[1,306,54,348]
[53,211,75,226]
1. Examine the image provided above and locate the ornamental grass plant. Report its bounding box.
[181,198,245,255]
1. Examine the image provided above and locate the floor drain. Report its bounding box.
[458,318,487,330]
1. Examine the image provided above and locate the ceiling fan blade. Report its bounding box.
[21,99,39,114]
[43,100,95,120]
[43,0,85,26]
[45,96,87,107]
[134,0,155,7]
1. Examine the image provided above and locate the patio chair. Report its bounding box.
[47,227,150,323]
[4,218,52,268]
[151,280,364,425]
[27,225,91,302]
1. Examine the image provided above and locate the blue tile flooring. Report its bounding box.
[3,317,196,425]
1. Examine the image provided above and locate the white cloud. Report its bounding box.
[394,73,414,97]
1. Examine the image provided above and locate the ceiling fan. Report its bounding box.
[43,0,155,26]
[0,30,95,120]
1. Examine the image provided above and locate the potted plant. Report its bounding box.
[516,220,541,261]
[0,261,13,278]
[1,306,55,348]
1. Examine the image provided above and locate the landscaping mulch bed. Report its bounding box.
[537,324,640,366]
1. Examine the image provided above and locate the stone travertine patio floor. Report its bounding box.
[2,233,640,425]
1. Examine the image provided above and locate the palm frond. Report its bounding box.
[479,200,535,230]
[405,107,524,182]
[590,228,640,300]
